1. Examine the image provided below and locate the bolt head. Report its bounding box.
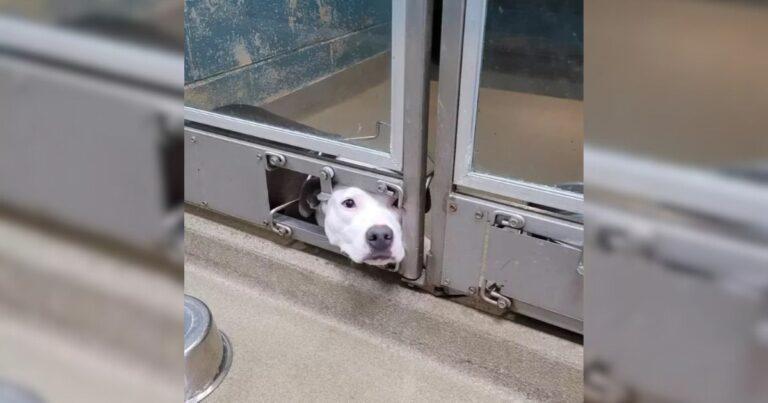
[474,211,484,220]
[448,203,458,213]
[377,183,387,193]
[468,286,477,295]
[497,300,509,309]
[190,136,197,143]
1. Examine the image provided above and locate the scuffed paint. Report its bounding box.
[316,0,333,24]
[185,23,390,110]
[232,40,252,66]
[184,0,390,83]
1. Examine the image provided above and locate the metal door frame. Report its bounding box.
[430,0,584,332]
[452,0,583,214]
[184,1,432,281]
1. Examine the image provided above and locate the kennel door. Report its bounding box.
[435,0,584,332]
[453,0,583,214]
[184,0,411,172]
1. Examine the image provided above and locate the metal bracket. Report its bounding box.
[491,211,525,231]
[264,198,297,238]
[479,279,512,310]
[317,166,335,202]
[376,180,404,208]
[264,152,286,171]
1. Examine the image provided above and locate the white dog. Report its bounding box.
[320,186,406,266]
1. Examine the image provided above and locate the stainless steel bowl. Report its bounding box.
[184,295,232,403]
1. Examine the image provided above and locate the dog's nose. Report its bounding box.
[366,225,393,252]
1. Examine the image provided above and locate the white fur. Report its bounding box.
[320,186,405,266]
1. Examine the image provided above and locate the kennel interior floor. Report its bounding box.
[185,210,582,402]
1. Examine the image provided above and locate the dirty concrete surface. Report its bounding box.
[185,210,583,402]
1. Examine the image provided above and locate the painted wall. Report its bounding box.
[184,0,390,108]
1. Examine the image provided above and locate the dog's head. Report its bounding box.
[317,186,405,266]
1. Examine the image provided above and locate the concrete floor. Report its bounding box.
[185,210,583,402]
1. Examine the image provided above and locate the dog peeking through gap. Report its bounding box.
[215,104,431,268]
[268,169,406,267]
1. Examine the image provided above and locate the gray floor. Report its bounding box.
[185,210,583,402]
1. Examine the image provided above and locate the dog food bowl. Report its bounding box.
[184,295,232,403]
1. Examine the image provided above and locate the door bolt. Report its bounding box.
[448,202,458,213]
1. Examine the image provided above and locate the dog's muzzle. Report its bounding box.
[364,225,395,261]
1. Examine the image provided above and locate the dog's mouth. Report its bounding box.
[363,252,397,266]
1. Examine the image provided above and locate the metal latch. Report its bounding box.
[317,166,335,203]
[265,199,294,237]
[376,180,404,208]
[492,212,525,231]
[479,280,512,310]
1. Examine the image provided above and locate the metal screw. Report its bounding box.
[377,182,388,193]
[468,286,477,295]
[497,299,510,309]
[441,279,451,286]
[190,136,197,143]
[255,153,262,160]
[448,202,458,213]
[201,201,208,206]
[474,211,484,220]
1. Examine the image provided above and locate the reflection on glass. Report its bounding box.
[184,0,392,153]
[473,0,583,191]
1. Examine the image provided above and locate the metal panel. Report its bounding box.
[451,0,583,213]
[441,193,583,332]
[184,130,271,225]
[0,16,182,91]
[0,54,177,250]
[587,146,768,230]
[485,227,583,320]
[184,108,398,171]
[586,204,768,402]
[184,127,404,258]
[428,0,467,290]
[441,196,488,294]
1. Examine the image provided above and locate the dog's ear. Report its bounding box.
[298,176,322,218]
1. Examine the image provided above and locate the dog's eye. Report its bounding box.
[341,198,356,208]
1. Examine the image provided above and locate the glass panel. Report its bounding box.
[184,0,392,153]
[473,0,583,193]
[587,0,768,175]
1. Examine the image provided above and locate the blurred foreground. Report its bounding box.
[585,1,768,402]
[0,1,183,402]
